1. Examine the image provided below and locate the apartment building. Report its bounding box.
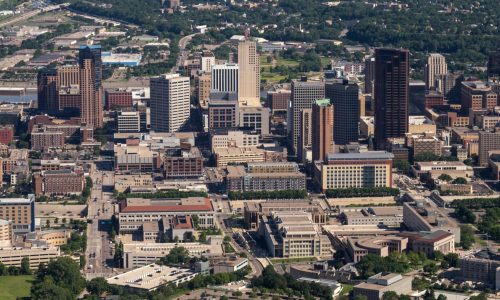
[213,147,265,167]
[461,81,498,110]
[225,164,306,192]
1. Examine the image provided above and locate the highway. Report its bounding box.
[0,5,63,28]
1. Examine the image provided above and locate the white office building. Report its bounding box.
[150,74,190,132]
[211,64,239,94]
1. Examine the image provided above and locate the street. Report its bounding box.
[85,164,115,279]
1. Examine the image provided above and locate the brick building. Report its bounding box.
[33,170,85,196]
[163,147,204,179]
[105,89,133,110]
[0,126,14,145]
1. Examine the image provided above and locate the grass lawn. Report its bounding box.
[340,284,353,296]
[0,275,35,300]
[320,57,331,67]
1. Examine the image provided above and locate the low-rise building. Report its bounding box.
[118,197,215,233]
[402,201,460,242]
[114,174,153,193]
[353,273,413,300]
[210,129,260,152]
[122,237,223,268]
[214,147,265,167]
[408,116,436,135]
[33,170,85,196]
[340,206,403,227]
[211,256,249,274]
[259,211,331,258]
[0,219,12,247]
[0,125,14,145]
[346,236,408,263]
[412,161,473,179]
[114,142,161,173]
[399,230,455,256]
[164,146,204,179]
[107,264,196,291]
[244,200,327,230]
[117,111,141,133]
[105,89,133,110]
[0,246,60,268]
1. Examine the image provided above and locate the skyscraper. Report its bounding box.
[289,77,325,155]
[424,53,447,90]
[488,50,500,80]
[326,79,359,145]
[150,74,190,132]
[374,48,409,150]
[364,57,375,94]
[211,64,239,94]
[79,45,102,88]
[312,99,334,162]
[79,45,103,128]
[237,40,260,106]
[37,69,58,112]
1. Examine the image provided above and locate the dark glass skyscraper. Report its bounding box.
[79,45,102,88]
[326,79,359,145]
[374,48,409,150]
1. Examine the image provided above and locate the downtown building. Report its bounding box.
[150,74,190,132]
[314,151,394,192]
[374,48,409,150]
[36,45,103,129]
[424,53,448,90]
[325,79,360,145]
[288,77,325,155]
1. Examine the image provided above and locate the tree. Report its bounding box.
[383,291,399,300]
[423,262,438,274]
[32,257,86,298]
[452,177,467,184]
[0,262,7,275]
[394,159,410,174]
[355,295,368,300]
[87,277,110,295]
[438,174,453,182]
[437,295,447,300]
[31,278,74,300]
[21,257,32,275]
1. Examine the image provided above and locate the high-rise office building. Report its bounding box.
[326,79,359,145]
[238,40,260,106]
[364,57,375,94]
[150,74,190,132]
[289,77,325,155]
[196,73,211,108]
[424,53,448,90]
[374,48,409,150]
[312,99,334,162]
[488,50,500,80]
[479,130,500,166]
[37,69,58,112]
[211,64,239,94]
[79,45,103,128]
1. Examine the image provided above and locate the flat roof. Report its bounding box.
[106,264,195,291]
[0,195,34,204]
[327,151,394,161]
[120,197,213,213]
